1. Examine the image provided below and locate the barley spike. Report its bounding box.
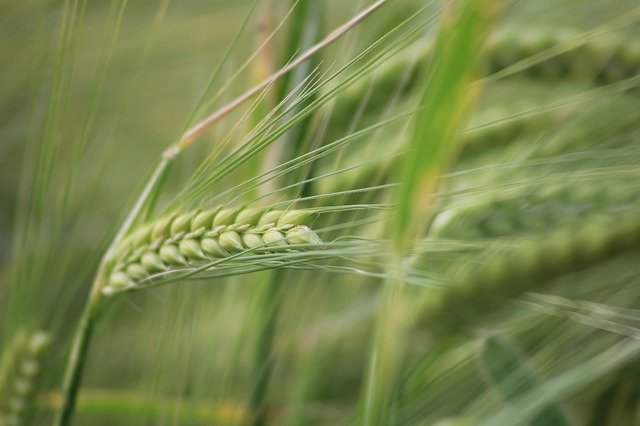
[103,207,321,295]
[0,330,51,426]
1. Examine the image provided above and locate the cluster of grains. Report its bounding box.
[417,181,640,333]
[104,207,322,295]
[0,330,50,426]
[419,214,640,333]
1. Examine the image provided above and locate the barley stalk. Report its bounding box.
[164,0,389,158]
[0,330,50,426]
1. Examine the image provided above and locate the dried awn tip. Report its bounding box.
[0,330,51,425]
[103,208,322,295]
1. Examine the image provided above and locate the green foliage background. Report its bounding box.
[2,0,640,424]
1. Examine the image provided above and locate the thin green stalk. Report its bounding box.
[248,271,282,426]
[362,263,408,425]
[45,389,247,424]
[55,155,171,426]
[361,1,493,423]
[246,0,276,200]
[167,0,389,157]
[109,158,170,255]
[54,274,105,426]
[247,2,324,423]
[277,0,324,185]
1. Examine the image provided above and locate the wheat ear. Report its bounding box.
[103,207,321,295]
[0,330,50,426]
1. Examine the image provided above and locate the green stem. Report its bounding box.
[248,272,282,426]
[362,266,407,425]
[108,158,169,256]
[54,277,105,426]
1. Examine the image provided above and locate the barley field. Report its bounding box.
[2,0,640,424]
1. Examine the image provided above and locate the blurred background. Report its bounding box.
[2,0,640,424]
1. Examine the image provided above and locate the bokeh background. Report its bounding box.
[2,0,640,424]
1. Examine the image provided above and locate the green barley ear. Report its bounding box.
[412,170,640,334]
[103,206,322,295]
[0,330,51,426]
[417,209,640,333]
